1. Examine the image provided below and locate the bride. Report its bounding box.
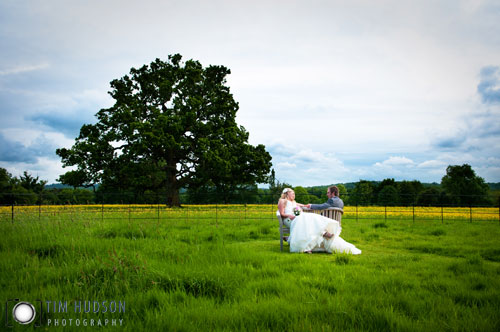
[278,188,361,255]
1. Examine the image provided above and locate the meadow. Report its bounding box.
[1,205,500,331]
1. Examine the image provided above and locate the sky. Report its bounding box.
[1,0,500,187]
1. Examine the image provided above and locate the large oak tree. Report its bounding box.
[57,54,272,205]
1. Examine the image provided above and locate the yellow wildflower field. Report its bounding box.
[0,204,498,222]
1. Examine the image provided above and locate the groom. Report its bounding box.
[306,185,344,210]
[305,185,344,243]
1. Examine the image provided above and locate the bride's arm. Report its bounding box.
[295,202,308,210]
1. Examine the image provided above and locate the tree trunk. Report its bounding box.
[165,163,181,207]
[166,190,180,207]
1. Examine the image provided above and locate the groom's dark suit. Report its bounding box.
[310,196,344,210]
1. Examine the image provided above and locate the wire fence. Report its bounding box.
[1,202,499,224]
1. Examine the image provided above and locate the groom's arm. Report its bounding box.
[309,198,334,210]
[309,203,330,210]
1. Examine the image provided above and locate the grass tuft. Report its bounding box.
[481,249,500,262]
[429,229,446,236]
[335,254,351,265]
[28,244,63,259]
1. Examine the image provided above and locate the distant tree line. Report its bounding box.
[259,165,497,207]
[1,164,498,206]
[0,168,94,205]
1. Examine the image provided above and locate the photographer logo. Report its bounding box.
[12,302,36,325]
[4,299,42,327]
[5,299,125,328]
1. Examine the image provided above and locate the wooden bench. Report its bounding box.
[303,207,343,227]
[276,210,290,252]
[276,207,344,252]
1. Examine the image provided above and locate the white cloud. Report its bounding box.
[276,162,296,169]
[417,160,447,169]
[270,144,351,185]
[3,157,70,183]
[375,156,415,167]
[0,63,49,76]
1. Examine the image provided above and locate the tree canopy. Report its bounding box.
[441,164,490,206]
[57,54,272,205]
[0,168,49,205]
[349,180,375,206]
[378,185,399,206]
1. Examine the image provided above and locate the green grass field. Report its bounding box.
[1,207,500,331]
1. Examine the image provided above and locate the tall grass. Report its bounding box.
[1,209,500,331]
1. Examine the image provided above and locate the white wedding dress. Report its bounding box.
[285,201,361,254]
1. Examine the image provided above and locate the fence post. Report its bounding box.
[412,205,415,223]
[11,204,14,223]
[356,204,358,222]
[216,204,218,228]
[441,206,444,224]
[385,205,387,222]
[39,192,42,220]
[469,206,472,223]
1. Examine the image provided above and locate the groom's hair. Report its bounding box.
[328,186,339,197]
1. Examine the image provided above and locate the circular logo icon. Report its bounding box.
[12,302,36,325]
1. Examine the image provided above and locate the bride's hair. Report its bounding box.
[280,188,294,200]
